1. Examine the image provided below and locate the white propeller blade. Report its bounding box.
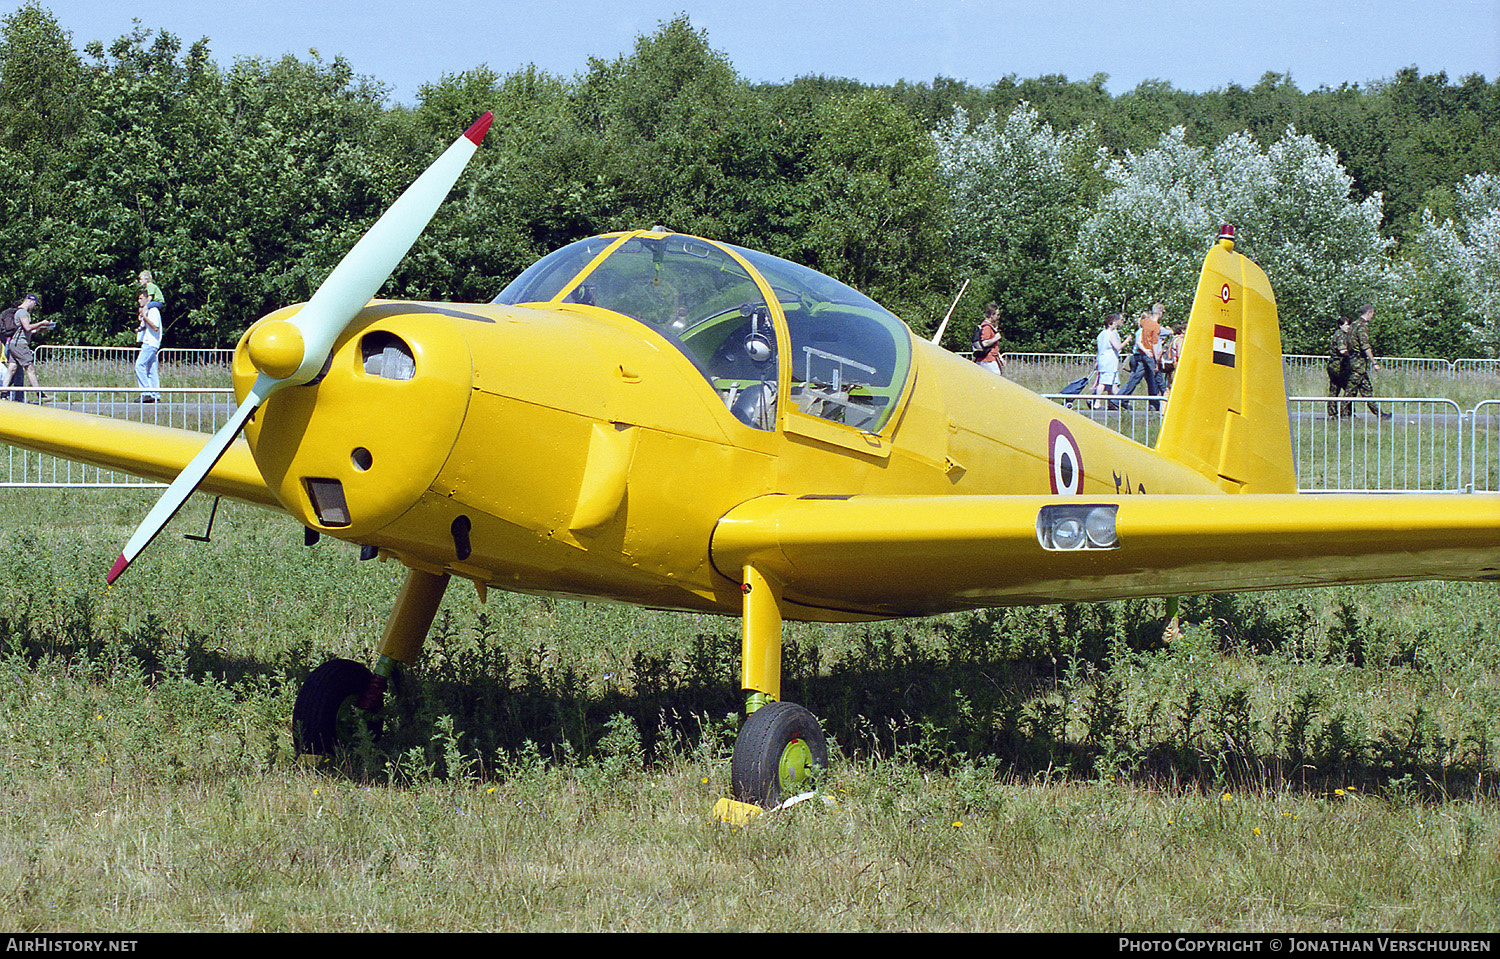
[107,112,494,584]
[107,381,270,583]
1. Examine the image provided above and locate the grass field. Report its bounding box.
[2,489,1498,931]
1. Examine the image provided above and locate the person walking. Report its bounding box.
[1120,306,1163,411]
[1093,312,1125,410]
[1326,316,1353,417]
[1348,304,1389,419]
[3,293,53,402]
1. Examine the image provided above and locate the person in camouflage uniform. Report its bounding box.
[1347,304,1390,419]
[1326,316,1353,417]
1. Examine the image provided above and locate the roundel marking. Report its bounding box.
[1048,419,1083,495]
[1220,283,1233,303]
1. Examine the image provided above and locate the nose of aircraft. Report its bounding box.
[234,304,473,539]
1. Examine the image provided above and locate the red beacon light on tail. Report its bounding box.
[1218,224,1236,249]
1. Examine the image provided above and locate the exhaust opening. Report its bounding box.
[305,478,352,527]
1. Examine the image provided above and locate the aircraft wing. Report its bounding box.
[0,403,280,510]
[712,493,1500,618]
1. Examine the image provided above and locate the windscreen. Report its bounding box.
[495,233,912,433]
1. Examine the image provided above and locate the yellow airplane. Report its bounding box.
[1,116,1496,807]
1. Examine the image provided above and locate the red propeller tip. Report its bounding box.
[106,553,129,585]
[464,112,494,145]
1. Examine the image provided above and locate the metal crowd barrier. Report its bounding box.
[0,388,235,487]
[1043,393,1499,494]
[1455,359,1500,378]
[1281,355,1459,379]
[1001,351,1500,379]
[33,345,235,376]
[1289,396,1465,493]
[1472,400,1499,494]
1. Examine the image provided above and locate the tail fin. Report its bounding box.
[1156,228,1297,493]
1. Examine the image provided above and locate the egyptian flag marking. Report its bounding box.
[1212,324,1237,367]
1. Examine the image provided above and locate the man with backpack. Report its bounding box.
[1326,316,1354,417]
[0,298,23,400]
[2,293,53,402]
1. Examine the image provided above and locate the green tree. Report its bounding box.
[59,25,222,345]
[1072,127,1391,353]
[0,2,88,214]
[0,1,93,327]
[1304,70,1500,239]
[1108,79,1199,153]
[398,65,578,301]
[56,26,396,347]
[932,102,1099,350]
[570,15,783,244]
[793,89,948,329]
[1398,173,1500,356]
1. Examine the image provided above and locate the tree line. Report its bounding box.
[0,3,1495,357]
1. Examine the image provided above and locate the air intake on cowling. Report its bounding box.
[361,331,415,380]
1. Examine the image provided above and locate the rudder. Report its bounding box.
[1156,227,1297,493]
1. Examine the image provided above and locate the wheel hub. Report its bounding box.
[777,736,814,792]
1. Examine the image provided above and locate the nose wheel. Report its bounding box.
[292,568,447,759]
[731,701,828,807]
[292,658,384,755]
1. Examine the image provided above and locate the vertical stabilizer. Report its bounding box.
[1156,228,1297,493]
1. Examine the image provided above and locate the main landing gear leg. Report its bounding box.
[730,565,828,807]
[293,567,451,756]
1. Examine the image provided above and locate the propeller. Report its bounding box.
[106,112,494,584]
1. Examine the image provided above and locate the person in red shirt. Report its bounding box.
[975,302,1006,375]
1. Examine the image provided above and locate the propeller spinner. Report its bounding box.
[106,112,494,584]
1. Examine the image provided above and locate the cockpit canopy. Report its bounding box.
[494,231,913,433]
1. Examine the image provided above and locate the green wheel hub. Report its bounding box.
[777,736,814,792]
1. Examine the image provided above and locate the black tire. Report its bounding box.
[731,701,828,807]
[293,658,379,755]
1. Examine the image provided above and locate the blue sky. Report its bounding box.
[20,0,1500,105]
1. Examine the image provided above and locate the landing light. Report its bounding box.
[1037,504,1119,551]
[1050,516,1086,549]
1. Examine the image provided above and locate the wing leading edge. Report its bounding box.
[711,493,1500,618]
[0,403,279,509]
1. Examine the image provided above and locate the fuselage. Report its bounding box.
[234,231,1223,620]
